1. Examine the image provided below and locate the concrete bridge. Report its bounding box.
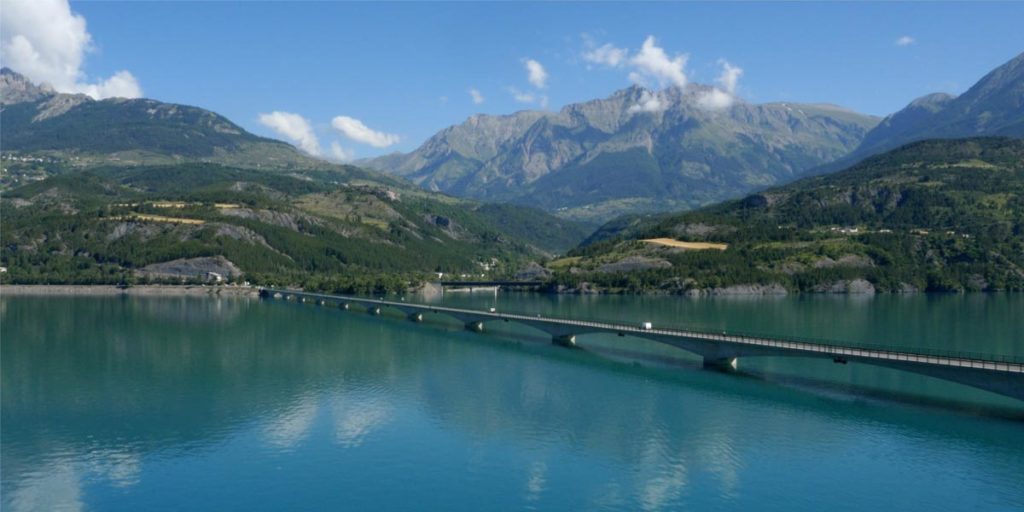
[260,288,1024,402]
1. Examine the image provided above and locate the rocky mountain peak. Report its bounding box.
[0,67,55,105]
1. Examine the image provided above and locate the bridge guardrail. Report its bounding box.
[262,289,1024,367]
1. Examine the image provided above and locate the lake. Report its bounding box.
[2,293,1022,511]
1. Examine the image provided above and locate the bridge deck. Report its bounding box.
[263,288,1023,375]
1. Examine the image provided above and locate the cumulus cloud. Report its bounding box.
[584,43,629,68]
[331,116,400,148]
[629,36,688,88]
[697,59,743,110]
[0,0,142,99]
[895,35,916,46]
[468,88,485,104]
[627,90,666,114]
[524,59,548,88]
[330,142,354,162]
[258,111,321,156]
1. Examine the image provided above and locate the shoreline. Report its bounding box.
[0,284,260,297]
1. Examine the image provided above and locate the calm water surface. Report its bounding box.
[2,293,1023,511]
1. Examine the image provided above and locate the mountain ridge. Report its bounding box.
[0,67,327,171]
[804,51,1024,177]
[364,82,880,222]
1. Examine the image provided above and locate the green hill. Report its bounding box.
[0,161,589,292]
[551,138,1024,294]
[0,67,333,171]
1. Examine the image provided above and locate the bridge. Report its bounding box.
[259,288,1024,402]
[437,280,544,288]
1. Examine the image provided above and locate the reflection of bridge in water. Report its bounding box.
[260,288,1024,402]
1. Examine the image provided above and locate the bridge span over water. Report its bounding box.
[260,288,1024,402]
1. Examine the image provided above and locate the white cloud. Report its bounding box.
[697,89,734,110]
[629,36,688,88]
[330,142,354,162]
[508,86,536,104]
[331,115,400,148]
[507,87,548,109]
[697,59,743,110]
[0,0,142,99]
[716,60,742,94]
[895,36,916,46]
[468,88,485,104]
[258,111,321,156]
[524,58,548,88]
[584,43,629,67]
[627,90,666,113]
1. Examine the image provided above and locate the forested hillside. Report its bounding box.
[549,138,1024,294]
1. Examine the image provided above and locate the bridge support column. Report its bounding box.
[465,321,484,332]
[703,357,738,371]
[552,335,577,348]
[408,312,423,322]
[368,306,381,315]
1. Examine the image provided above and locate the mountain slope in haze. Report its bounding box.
[551,138,1024,294]
[365,84,879,222]
[808,51,1024,176]
[0,68,326,171]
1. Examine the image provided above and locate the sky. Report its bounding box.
[2,1,1023,160]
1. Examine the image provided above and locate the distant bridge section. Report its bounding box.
[260,288,1024,402]
[438,280,545,288]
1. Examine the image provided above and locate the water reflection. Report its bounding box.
[2,296,1023,511]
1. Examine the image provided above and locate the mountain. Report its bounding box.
[364,84,879,222]
[0,161,591,290]
[0,68,593,290]
[0,68,322,170]
[808,52,1024,175]
[549,138,1024,294]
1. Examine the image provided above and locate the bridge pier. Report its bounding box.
[703,357,738,371]
[408,312,423,322]
[552,335,577,348]
[465,321,485,332]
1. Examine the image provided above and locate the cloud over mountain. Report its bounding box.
[331,116,400,148]
[0,0,142,99]
[258,111,321,156]
[629,36,688,88]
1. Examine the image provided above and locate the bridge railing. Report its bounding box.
[422,301,1024,366]
[517,313,1024,365]
[263,289,1024,366]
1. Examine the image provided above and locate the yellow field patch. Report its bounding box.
[111,214,205,225]
[151,201,188,208]
[641,238,728,250]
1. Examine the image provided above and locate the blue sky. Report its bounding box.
[7,1,1024,159]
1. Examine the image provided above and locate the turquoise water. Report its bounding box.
[2,294,1023,511]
